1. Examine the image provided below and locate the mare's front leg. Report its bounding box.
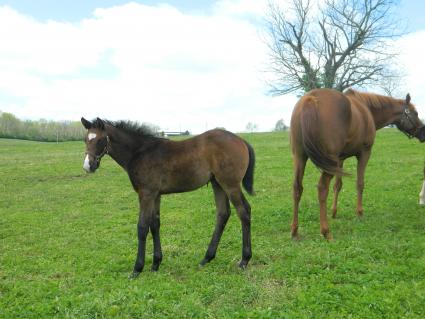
[331,161,344,219]
[318,172,333,240]
[356,150,371,217]
[419,161,425,205]
[129,189,157,279]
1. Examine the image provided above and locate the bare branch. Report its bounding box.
[264,0,403,95]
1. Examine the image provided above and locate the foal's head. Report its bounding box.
[396,94,425,142]
[81,117,110,173]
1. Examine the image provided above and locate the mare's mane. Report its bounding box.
[344,89,404,110]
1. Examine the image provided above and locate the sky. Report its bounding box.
[0,0,424,133]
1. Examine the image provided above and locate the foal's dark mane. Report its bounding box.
[109,120,158,138]
[91,118,165,157]
[345,89,404,110]
[91,118,159,139]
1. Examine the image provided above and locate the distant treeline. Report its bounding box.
[0,112,85,142]
[0,112,165,142]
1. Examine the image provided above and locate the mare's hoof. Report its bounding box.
[128,271,141,279]
[291,233,301,241]
[151,264,160,272]
[323,233,333,241]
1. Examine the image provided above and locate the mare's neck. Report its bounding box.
[365,96,404,130]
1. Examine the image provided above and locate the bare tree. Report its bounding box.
[265,0,403,95]
[274,118,288,131]
[246,122,258,133]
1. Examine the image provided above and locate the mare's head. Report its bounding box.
[81,117,110,173]
[396,94,425,142]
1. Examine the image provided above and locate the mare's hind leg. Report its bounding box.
[292,155,307,239]
[331,161,344,219]
[200,180,231,266]
[150,196,162,271]
[356,150,371,217]
[318,172,333,240]
[226,187,251,269]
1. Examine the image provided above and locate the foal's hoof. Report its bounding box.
[199,255,214,266]
[238,260,249,269]
[128,271,141,279]
[151,264,160,272]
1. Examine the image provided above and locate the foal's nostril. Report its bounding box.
[90,160,99,171]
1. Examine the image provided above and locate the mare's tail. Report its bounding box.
[242,141,255,195]
[298,96,347,177]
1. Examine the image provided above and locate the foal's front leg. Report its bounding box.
[129,190,157,279]
[150,196,162,271]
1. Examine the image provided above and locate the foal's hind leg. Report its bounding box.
[292,155,307,239]
[200,180,231,266]
[227,187,251,269]
[331,161,344,219]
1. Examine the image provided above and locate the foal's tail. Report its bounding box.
[299,96,347,177]
[242,141,255,195]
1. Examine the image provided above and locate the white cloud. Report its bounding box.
[397,30,425,114]
[0,1,295,133]
[0,1,424,133]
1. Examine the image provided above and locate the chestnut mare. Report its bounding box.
[291,88,425,240]
[81,118,255,278]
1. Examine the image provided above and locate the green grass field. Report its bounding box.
[1,129,425,318]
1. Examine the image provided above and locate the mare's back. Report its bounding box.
[309,88,351,130]
[309,89,351,143]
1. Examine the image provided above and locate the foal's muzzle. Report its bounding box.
[83,154,100,173]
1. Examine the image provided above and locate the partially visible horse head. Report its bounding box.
[396,94,425,142]
[81,117,110,173]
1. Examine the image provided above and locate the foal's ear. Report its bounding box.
[96,117,105,130]
[406,93,411,104]
[81,117,92,129]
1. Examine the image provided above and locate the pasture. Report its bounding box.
[1,129,425,318]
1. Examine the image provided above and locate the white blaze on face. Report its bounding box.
[88,133,97,141]
[419,181,425,205]
[83,154,91,172]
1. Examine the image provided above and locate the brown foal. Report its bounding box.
[81,118,255,278]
